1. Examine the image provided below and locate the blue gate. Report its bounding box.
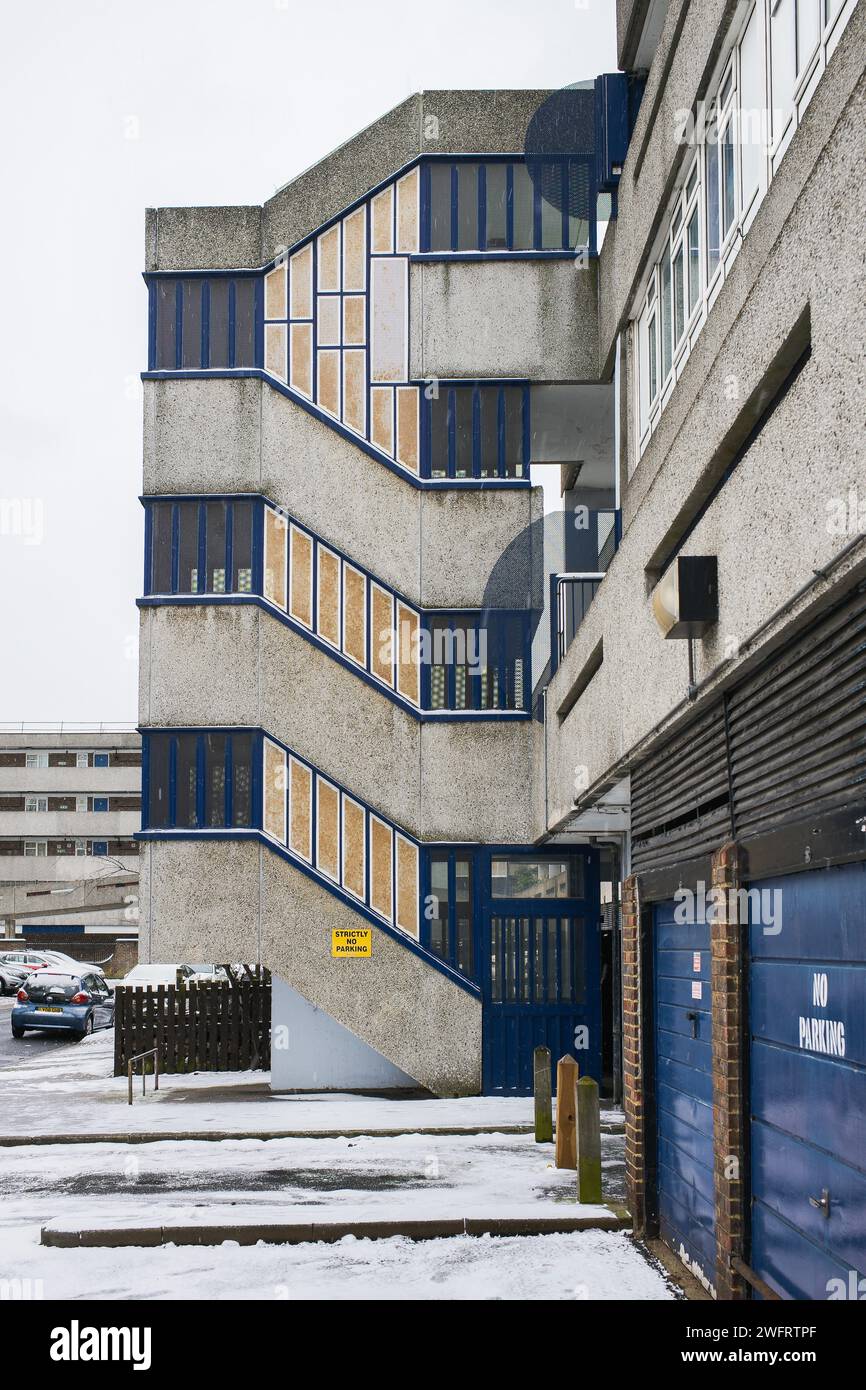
[750,862,866,1300]
[480,850,600,1095]
[654,898,715,1293]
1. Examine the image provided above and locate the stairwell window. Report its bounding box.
[143,731,253,831]
[421,158,594,254]
[425,384,527,479]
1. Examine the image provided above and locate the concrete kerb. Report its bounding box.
[0,1120,626,1147]
[43,1208,632,1249]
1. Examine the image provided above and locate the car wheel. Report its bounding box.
[72,1017,94,1042]
[11,1026,25,1039]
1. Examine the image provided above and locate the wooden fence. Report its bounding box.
[113,976,271,1076]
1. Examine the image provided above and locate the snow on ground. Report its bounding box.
[1,1222,675,1301]
[0,1032,623,1138]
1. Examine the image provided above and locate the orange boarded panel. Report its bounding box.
[342,563,366,667]
[289,758,312,862]
[396,168,420,253]
[316,777,339,880]
[342,350,366,436]
[396,601,420,705]
[290,244,313,319]
[317,547,341,647]
[370,387,393,455]
[264,323,287,383]
[290,322,313,397]
[396,834,419,938]
[370,584,394,687]
[371,185,394,253]
[264,507,288,610]
[264,738,287,844]
[369,816,393,922]
[289,525,313,628]
[342,206,366,291]
[265,262,287,319]
[396,386,419,473]
[317,350,340,417]
[317,224,341,292]
[342,796,366,901]
[343,296,366,346]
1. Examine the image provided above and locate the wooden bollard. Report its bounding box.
[533,1045,553,1143]
[554,1055,579,1169]
[575,1075,602,1203]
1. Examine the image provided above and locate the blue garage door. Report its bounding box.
[654,899,715,1293]
[750,862,866,1300]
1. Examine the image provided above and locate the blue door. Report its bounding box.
[480,851,600,1095]
[750,863,866,1300]
[654,899,715,1293]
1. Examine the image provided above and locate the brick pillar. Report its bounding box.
[622,874,648,1233]
[711,842,748,1300]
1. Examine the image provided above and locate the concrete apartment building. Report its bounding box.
[0,727,141,936]
[137,0,864,1299]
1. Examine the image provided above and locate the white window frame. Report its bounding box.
[24,840,48,857]
[632,0,854,463]
[25,796,48,813]
[25,752,49,769]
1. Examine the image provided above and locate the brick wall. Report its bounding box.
[622,873,649,1233]
[710,842,748,1300]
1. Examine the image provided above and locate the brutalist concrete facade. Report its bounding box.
[139,90,594,1097]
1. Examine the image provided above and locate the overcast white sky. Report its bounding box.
[0,0,616,723]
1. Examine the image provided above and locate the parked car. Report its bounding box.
[0,963,28,995]
[41,949,107,979]
[0,950,55,975]
[11,971,115,1040]
[121,964,196,989]
[188,964,229,983]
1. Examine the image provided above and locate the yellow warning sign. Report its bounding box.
[332,928,372,958]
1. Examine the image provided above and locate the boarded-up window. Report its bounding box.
[290,244,313,318]
[264,323,287,382]
[371,185,394,254]
[264,507,287,610]
[317,350,340,416]
[396,386,419,473]
[264,739,287,844]
[370,584,394,687]
[370,387,394,455]
[396,167,420,253]
[342,206,366,291]
[342,796,366,901]
[342,350,366,436]
[371,258,407,383]
[289,525,313,628]
[316,777,339,880]
[343,296,365,346]
[369,816,393,921]
[396,601,420,705]
[317,295,340,346]
[265,262,287,319]
[289,757,312,862]
[317,547,341,647]
[342,564,367,667]
[290,322,313,397]
[396,834,419,938]
[317,224,341,293]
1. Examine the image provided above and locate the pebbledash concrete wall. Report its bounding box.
[542,2,866,836]
[139,838,482,1096]
[140,91,586,1092]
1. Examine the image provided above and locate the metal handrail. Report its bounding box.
[0,722,137,734]
[127,1048,159,1105]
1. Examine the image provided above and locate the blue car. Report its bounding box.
[11,971,115,1041]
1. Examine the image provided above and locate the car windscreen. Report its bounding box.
[24,975,80,1000]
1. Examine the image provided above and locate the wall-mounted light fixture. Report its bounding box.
[651,555,718,639]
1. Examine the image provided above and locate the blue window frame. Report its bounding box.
[426,851,475,978]
[143,731,258,832]
[150,275,261,372]
[420,157,596,255]
[423,383,529,480]
[93,753,109,768]
[91,841,108,856]
[425,612,528,712]
[145,498,257,598]
[91,797,109,813]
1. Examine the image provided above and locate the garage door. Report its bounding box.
[654,899,715,1293]
[750,862,866,1299]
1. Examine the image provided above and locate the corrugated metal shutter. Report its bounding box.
[727,585,866,839]
[631,701,730,874]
